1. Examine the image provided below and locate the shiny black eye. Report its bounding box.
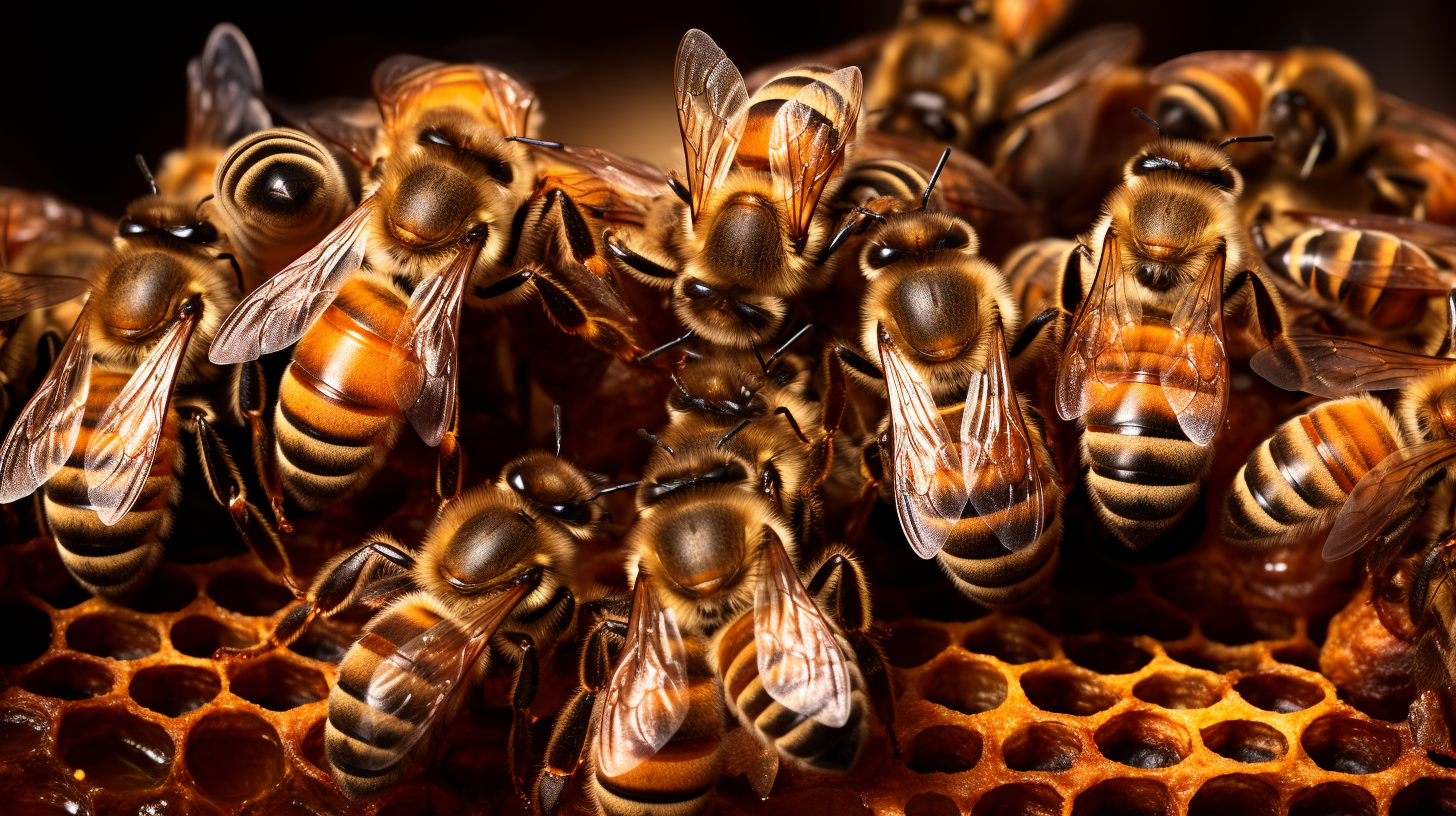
[1133,156,1172,175]
[118,217,149,237]
[684,278,716,299]
[549,502,592,525]
[467,153,513,185]
[868,245,904,269]
[169,221,218,244]
[934,227,971,250]
[419,127,454,148]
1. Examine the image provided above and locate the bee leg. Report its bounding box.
[604,228,679,282]
[1008,308,1060,360]
[835,345,884,380]
[536,615,628,816]
[1059,242,1095,315]
[806,552,900,758]
[1249,203,1274,255]
[216,535,416,660]
[185,408,293,584]
[502,632,540,803]
[436,390,463,506]
[1222,270,1288,345]
[24,330,62,396]
[237,360,290,532]
[527,268,653,366]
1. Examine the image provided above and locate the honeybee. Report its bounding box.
[604,29,863,350]
[835,208,1063,603]
[209,56,666,510]
[1149,48,1378,179]
[1251,209,1456,354]
[1403,531,1456,758]
[231,445,607,799]
[1054,120,1288,549]
[1005,236,1077,318]
[1365,95,1456,224]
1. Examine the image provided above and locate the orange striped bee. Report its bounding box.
[605,29,863,350]
[209,57,666,511]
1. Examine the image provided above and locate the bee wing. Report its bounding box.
[1250,333,1451,398]
[373,58,536,138]
[676,29,750,220]
[209,196,372,365]
[1378,92,1456,148]
[595,576,691,778]
[84,312,197,526]
[961,325,1045,552]
[354,577,537,773]
[1300,255,1455,295]
[754,527,852,729]
[1003,23,1143,118]
[186,23,270,152]
[1324,440,1456,561]
[769,67,863,244]
[0,272,90,322]
[878,327,968,559]
[0,308,92,503]
[389,237,484,447]
[1160,244,1230,447]
[546,144,670,202]
[859,130,1027,216]
[1056,229,1142,422]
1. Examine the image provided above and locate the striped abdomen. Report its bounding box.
[936,402,1063,606]
[326,593,486,799]
[1080,324,1212,548]
[1224,396,1402,549]
[45,369,180,599]
[734,67,860,172]
[1274,228,1442,332]
[275,276,408,509]
[1005,238,1076,318]
[591,636,726,816]
[837,158,933,209]
[713,612,869,774]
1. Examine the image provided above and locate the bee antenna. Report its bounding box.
[766,324,813,369]
[920,147,952,210]
[637,429,675,457]
[553,404,563,458]
[1218,134,1276,150]
[505,135,565,150]
[638,330,695,364]
[718,418,752,449]
[1131,108,1163,136]
[754,345,771,377]
[596,480,641,496]
[135,154,159,195]
[195,194,215,213]
[773,406,810,444]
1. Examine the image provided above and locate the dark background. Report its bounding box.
[4,1,1453,215]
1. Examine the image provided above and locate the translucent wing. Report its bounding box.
[0,272,90,321]
[596,575,690,778]
[961,324,1044,552]
[1324,440,1456,561]
[1283,209,1456,258]
[84,311,197,526]
[186,23,270,152]
[1250,333,1451,398]
[1003,23,1143,118]
[546,143,670,201]
[878,326,967,559]
[373,58,536,138]
[209,196,372,364]
[0,308,92,503]
[1056,229,1141,422]
[389,236,484,447]
[1160,244,1230,447]
[676,29,750,220]
[769,67,862,243]
[354,576,538,772]
[754,528,851,728]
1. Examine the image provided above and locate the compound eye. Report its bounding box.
[118,217,149,237]
[419,127,455,148]
[549,502,593,525]
[171,221,218,244]
[868,244,904,269]
[936,225,972,250]
[683,278,716,299]
[1132,156,1164,176]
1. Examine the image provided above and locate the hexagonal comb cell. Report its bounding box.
[0,708,48,758]
[1187,774,1281,816]
[170,614,257,657]
[1201,605,1296,645]
[1234,671,1325,712]
[883,623,950,668]
[227,655,328,711]
[917,653,1007,715]
[185,711,285,803]
[972,783,1063,816]
[0,601,52,664]
[129,664,222,716]
[1002,721,1082,772]
[1200,719,1288,763]
[905,792,960,816]
[1287,782,1377,816]
[1093,711,1191,769]
[65,612,160,660]
[1020,666,1119,715]
[207,571,293,616]
[57,707,174,793]
[21,655,114,699]
[1070,778,1173,816]
[907,724,983,774]
[1132,671,1224,709]
[1299,715,1402,774]
[963,616,1056,663]
[1100,597,1193,641]
[1391,778,1456,816]
[1061,633,1153,674]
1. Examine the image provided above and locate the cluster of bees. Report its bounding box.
[7,1,1456,811]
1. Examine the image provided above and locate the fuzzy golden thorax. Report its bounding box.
[625,487,797,634]
[866,16,1013,145]
[1400,365,1456,445]
[413,482,576,639]
[366,107,531,287]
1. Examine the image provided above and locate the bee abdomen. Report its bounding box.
[326,596,458,799]
[275,278,408,509]
[714,614,869,774]
[1224,396,1401,549]
[45,370,178,599]
[1286,229,1434,331]
[1005,238,1076,317]
[837,158,932,207]
[592,673,726,816]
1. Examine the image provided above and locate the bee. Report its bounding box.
[1053,117,1288,549]
[604,29,863,350]
[1148,47,1378,179]
[835,208,1063,603]
[1364,95,1456,224]
[1250,209,1456,355]
[228,443,607,799]
[1403,531,1456,759]
[209,56,667,511]
[1005,236,1077,319]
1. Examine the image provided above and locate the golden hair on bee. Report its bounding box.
[1400,365,1456,446]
